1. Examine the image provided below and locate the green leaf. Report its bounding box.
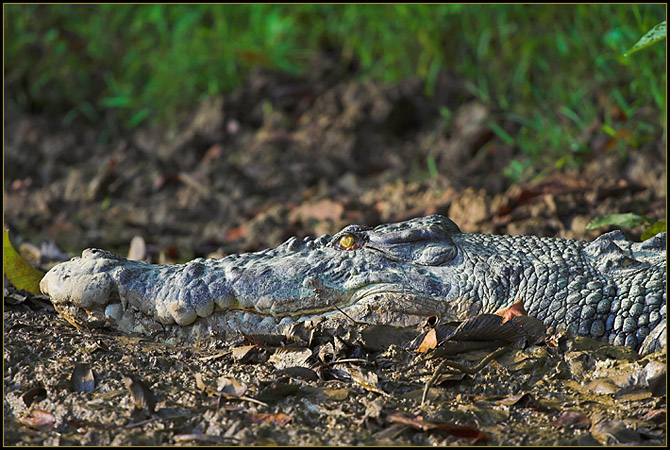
[586,213,652,230]
[426,154,438,178]
[100,96,133,108]
[3,229,45,294]
[624,21,666,57]
[641,220,666,241]
[487,120,515,146]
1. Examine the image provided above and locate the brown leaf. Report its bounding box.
[123,374,156,413]
[194,373,207,391]
[247,413,292,426]
[217,376,248,397]
[499,393,547,411]
[416,328,438,353]
[268,347,312,370]
[201,143,223,166]
[553,411,591,428]
[256,381,300,402]
[495,298,527,323]
[71,364,96,393]
[21,386,47,408]
[341,366,388,396]
[387,412,490,443]
[19,408,55,431]
[289,199,344,223]
[223,226,247,243]
[231,345,267,363]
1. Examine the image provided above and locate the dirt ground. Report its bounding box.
[3,65,667,445]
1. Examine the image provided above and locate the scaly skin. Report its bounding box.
[40,215,666,353]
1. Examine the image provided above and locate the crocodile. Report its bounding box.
[40,215,666,354]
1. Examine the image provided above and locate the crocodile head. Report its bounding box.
[41,215,475,342]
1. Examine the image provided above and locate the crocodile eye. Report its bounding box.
[338,234,357,250]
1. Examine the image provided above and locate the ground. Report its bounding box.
[3,66,666,445]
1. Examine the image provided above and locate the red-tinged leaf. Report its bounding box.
[387,412,490,443]
[495,298,527,323]
[247,413,292,426]
[416,328,438,353]
[387,412,435,431]
[223,226,247,242]
[201,143,223,166]
[19,408,55,431]
[167,246,179,260]
[444,424,491,442]
[289,199,345,223]
[553,411,591,428]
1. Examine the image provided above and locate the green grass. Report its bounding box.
[4,4,666,179]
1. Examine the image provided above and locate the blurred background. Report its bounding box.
[4,4,667,261]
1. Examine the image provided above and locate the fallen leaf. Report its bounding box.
[553,411,591,428]
[194,373,208,391]
[416,328,438,353]
[256,380,300,402]
[71,364,96,393]
[223,226,247,243]
[495,298,527,323]
[3,229,45,294]
[268,347,312,370]
[217,376,248,397]
[276,367,318,381]
[174,434,237,444]
[22,386,47,408]
[341,366,388,397]
[19,408,55,431]
[247,413,292,426]
[123,374,156,413]
[387,412,490,443]
[289,199,344,223]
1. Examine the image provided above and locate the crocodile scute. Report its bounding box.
[40,215,666,354]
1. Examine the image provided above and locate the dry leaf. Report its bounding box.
[19,408,55,431]
[416,328,438,353]
[21,386,47,408]
[223,226,247,243]
[217,376,247,397]
[553,411,591,428]
[387,412,490,443]
[289,199,344,223]
[71,364,96,393]
[495,298,527,323]
[123,374,156,413]
[247,413,292,426]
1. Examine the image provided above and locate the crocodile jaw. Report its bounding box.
[41,267,457,343]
